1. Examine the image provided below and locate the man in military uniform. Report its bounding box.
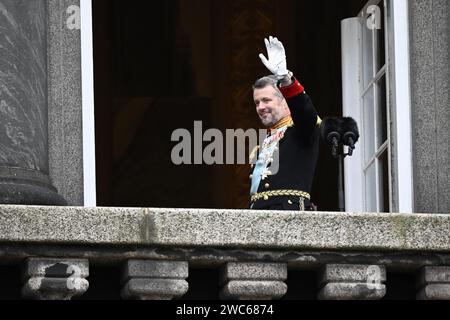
[249,36,321,211]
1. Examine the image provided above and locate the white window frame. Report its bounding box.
[390,0,413,213]
[361,0,390,213]
[80,0,97,207]
[341,0,413,213]
[341,16,364,212]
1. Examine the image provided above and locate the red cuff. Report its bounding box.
[279,78,305,99]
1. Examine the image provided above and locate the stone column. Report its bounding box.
[416,266,450,300]
[22,258,89,300]
[318,264,386,300]
[0,0,66,205]
[121,260,189,300]
[220,262,287,300]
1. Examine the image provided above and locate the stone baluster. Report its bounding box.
[22,258,89,300]
[121,260,189,300]
[318,264,386,300]
[416,266,450,300]
[220,262,287,300]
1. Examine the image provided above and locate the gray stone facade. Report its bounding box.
[47,0,84,206]
[409,0,450,213]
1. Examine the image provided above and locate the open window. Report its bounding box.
[90,0,372,210]
[341,0,413,213]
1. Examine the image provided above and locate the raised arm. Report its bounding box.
[259,36,320,140]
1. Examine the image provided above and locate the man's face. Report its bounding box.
[253,85,290,127]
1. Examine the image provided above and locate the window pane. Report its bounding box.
[365,163,377,212]
[363,87,375,163]
[377,75,387,147]
[376,0,386,72]
[362,17,374,88]
[379,150,389,212]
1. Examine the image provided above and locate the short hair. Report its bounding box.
[252,75,284,99]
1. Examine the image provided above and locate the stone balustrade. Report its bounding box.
[1,205,450,300]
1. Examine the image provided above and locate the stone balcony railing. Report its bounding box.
[1,205,450,300]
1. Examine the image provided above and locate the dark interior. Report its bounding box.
[92,0,367,210]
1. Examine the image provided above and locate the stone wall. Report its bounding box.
[47,0,84,205]
[409,0,450,213]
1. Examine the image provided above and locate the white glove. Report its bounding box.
[259,36,289,80]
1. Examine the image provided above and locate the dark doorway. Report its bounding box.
[92,0,366,210]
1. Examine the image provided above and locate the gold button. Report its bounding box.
[265,183,270,189]
[263,195,269,200]
[288,200,293,205]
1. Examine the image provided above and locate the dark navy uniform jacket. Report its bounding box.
[249,78,320,211]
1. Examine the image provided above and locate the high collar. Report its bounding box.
[268,115,293,135]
